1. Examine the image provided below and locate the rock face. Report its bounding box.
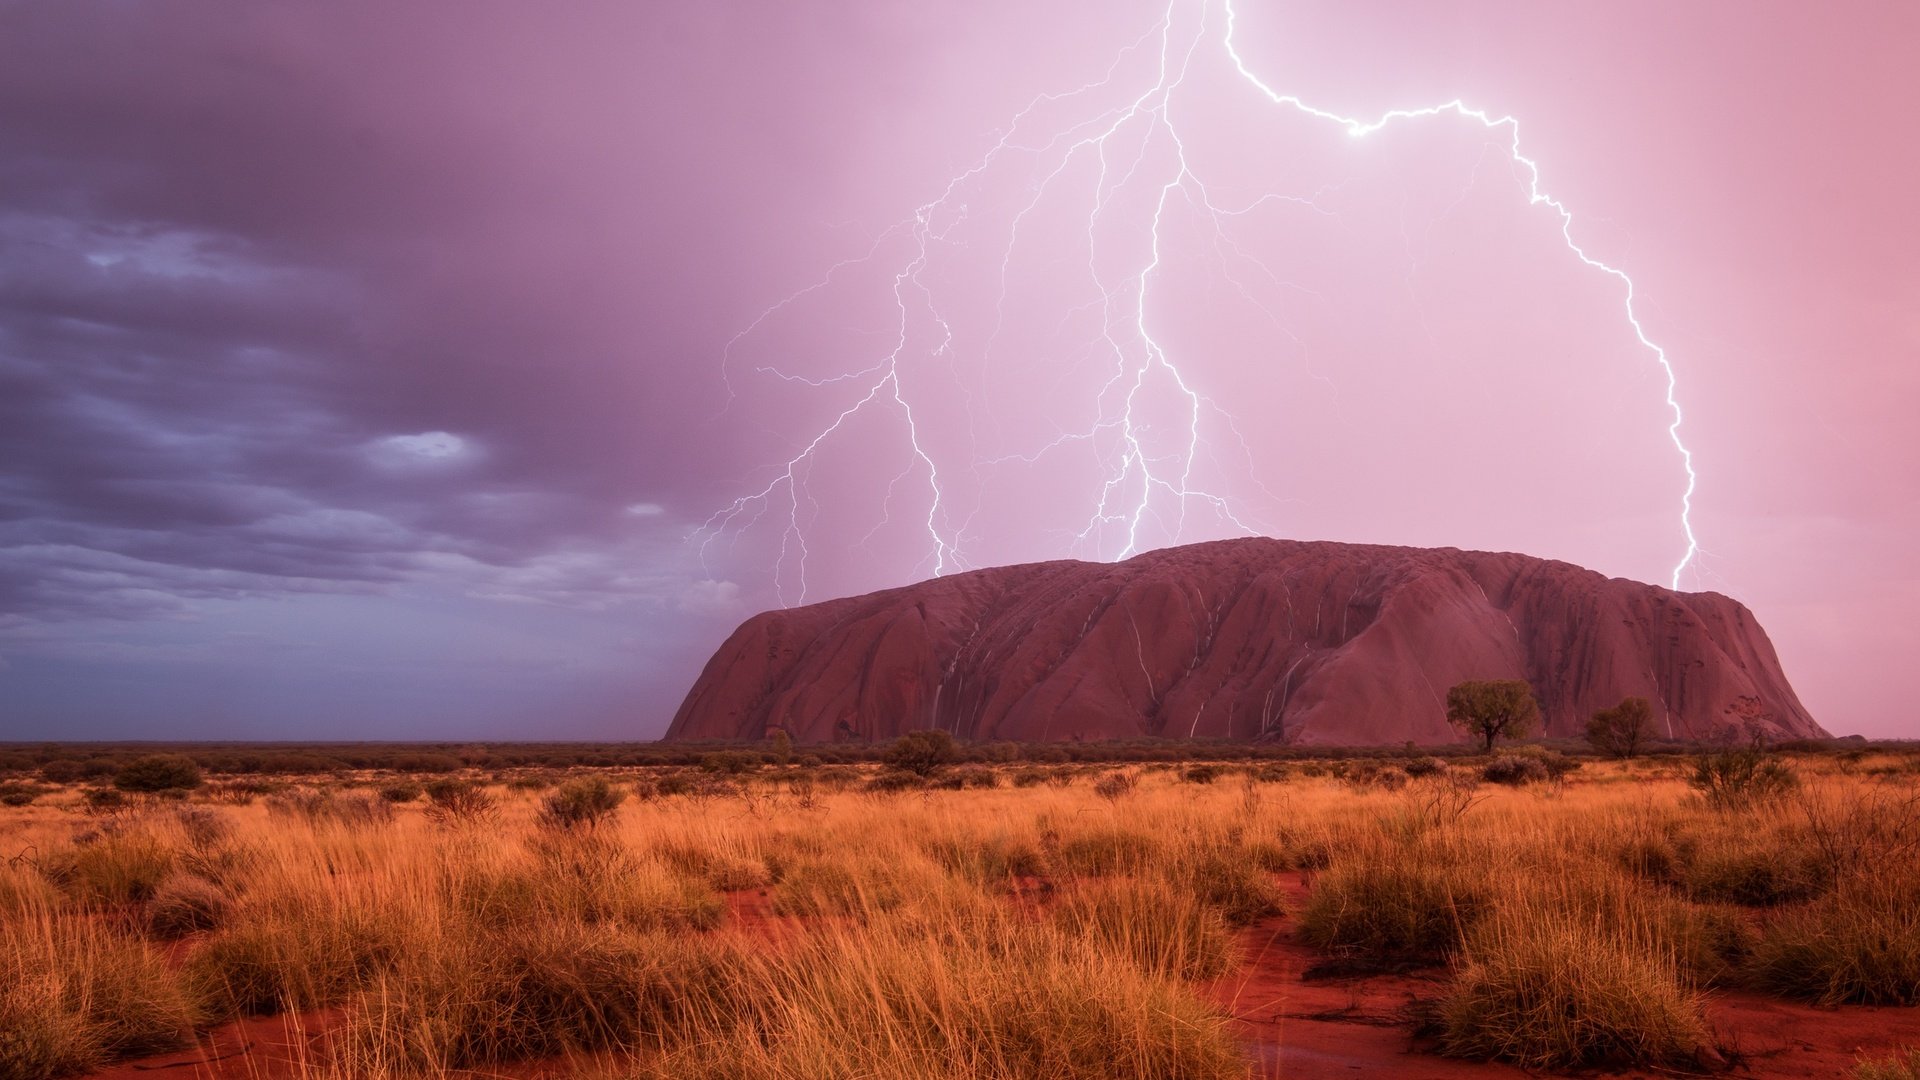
[667,538,1823,745]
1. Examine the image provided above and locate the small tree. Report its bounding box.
[884,729,956,777]
[113,754,203,793]
[1445,680,1539,753]
[1587,696,1655,759]
[768,729,793,767]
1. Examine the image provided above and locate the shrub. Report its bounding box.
[39,759,88,784]
[538,777,627,832]
[0,782,35,807]
[1181,764,1222,785]
[1403,756,1446,778]
[883,730,957,777]
[1092,771,1138,802]
[864,770,926,793]
[1481,752,1549,786]
[82,788,128,813]
[1690,738,1797,810]
[379,781,423,803]
[423,779,498,825]
[930,765,1002,790]
[699,750,759,775]
[1587,696,1656,758]
[112,754,203,793]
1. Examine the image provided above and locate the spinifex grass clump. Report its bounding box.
[1750,873,1920,1005]
[1297,841,1483,961]
[1856,1046,1920,1080]
[331,922,755,1072]
[620,920,1246,1080]
[1052,877,1235,981]
[0,919,198,1079]
[1436,904,1715,1070]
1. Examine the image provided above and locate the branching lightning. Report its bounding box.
[698,0,1703,604]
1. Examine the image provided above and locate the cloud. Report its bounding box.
[365,431,474,470]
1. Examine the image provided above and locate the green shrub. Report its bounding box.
[112,755,203,793]
[1481,752,1548,786]
[1690,738,1797,810]
[423,779,497,825]
[883,730,956,777]
[538,777,627,831]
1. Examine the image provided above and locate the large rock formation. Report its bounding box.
[667,538,1823,745]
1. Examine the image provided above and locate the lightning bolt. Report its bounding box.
[699,0,1703,604]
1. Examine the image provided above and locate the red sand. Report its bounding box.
[1210,875,1920,1079]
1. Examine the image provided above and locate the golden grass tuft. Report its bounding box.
[1437,905,1714,1069]
[0,919,198,1079]
[1052,876,1235,980]
[1857,1046,1920,1080]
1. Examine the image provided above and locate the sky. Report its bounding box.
[1,0,1915,741]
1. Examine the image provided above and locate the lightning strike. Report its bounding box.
[699,0,1705,605]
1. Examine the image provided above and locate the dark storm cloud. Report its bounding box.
[0,1,767,649]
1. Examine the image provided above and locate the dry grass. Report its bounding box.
[1857,1046,1920,1080]
[2,754,1918,1078]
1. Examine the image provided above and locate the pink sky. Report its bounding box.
[1,1,1914,738]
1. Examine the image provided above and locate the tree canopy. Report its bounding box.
[1445,680,1540,752]
[1586,696,1656,758]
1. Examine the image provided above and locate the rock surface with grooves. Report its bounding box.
[666,538,1823,745]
